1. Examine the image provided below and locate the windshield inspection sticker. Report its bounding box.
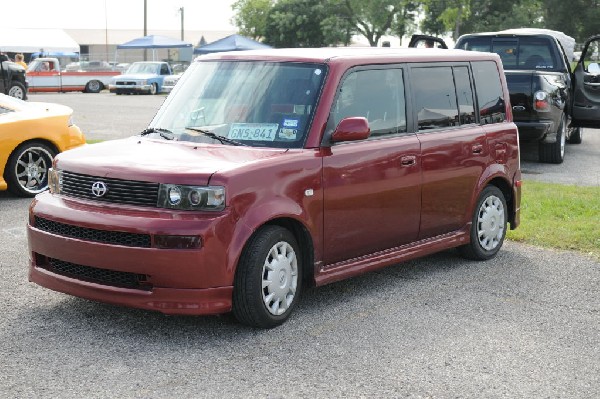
[279,128,298,140]
[228,123,278,141]
[283,118,299,128]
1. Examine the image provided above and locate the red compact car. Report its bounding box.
[27,48,521,328]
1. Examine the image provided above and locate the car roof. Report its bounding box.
[194,47,500,65]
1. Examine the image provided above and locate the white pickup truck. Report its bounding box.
[27,57,121,93]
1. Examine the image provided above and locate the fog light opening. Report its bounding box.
[154,235,202,249]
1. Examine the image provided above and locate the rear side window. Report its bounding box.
[472,61,506,124]
[411,66,475,131]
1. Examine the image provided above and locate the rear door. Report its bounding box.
[572,35,600,127]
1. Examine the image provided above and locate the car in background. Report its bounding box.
[108,61,173,95]
[160,73,182,94]
[0,94,85,197]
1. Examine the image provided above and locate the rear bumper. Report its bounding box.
[515,120,555,142]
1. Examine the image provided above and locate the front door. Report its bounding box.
[322,67,422,266]
[572,35,600,127]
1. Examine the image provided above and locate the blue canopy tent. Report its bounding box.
[194,34,271,55]
[117,35,192,61]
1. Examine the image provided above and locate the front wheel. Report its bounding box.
[5,141,56,197]
[149,83,158,95]
[459,185,507,261]
[8,81,27,100]
[233,226,302,328]
[568,127,583,144]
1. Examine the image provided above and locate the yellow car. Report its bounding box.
[0,94,85,197]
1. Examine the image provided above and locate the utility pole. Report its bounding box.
[143,0,148,61]
[179,7,184,41]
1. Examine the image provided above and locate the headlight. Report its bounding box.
[68,115,75,127]
[48,168,63,194]
[157,185,225,211]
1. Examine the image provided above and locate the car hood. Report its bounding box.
[113,73,158,81]
[54,136,288,186]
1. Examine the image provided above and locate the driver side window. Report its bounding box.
[583,39,600,73]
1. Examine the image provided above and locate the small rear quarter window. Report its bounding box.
[472,61,506,124]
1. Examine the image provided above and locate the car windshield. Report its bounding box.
[126,63,160,74]
[457,36,561,71]
[149,61,327,148]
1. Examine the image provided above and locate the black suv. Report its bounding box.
[412,30,600,164]
[0,54,28,100]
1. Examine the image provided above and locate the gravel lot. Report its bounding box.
[0,92,597,398]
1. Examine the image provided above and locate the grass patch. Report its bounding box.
[507,180,600,259]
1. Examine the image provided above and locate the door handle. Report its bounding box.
[400,155,416,166]
[472,144,483,154]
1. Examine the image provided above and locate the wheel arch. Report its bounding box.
[486,176,517,229]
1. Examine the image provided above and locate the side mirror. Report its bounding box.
[331,117,370,143]
[588,62,600,74]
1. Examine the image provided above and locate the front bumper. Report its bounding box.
[108,84,152,94]
[27,193,238,315]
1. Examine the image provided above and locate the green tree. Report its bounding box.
[542,0,600,43]
[231,0,274,41]
[264,0,334,47]
[343,0,410,46]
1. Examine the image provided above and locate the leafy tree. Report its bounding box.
[264,0,328,47]
[541,0,600,43]
[231,0,274,41]
[343,0,409,46]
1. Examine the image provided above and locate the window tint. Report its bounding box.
[412,66,458,130]
[457,36,559,71]
[332,68,406,137]
[454,66,476,125]
[472,61,506,124]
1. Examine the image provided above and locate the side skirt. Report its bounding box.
[314,227,471,286]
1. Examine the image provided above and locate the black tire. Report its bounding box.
[84,80,103,93]
[539,113,566,164]
[8,81,27,100]
[568,127,583,144]
[458,185,508,261]
[233,225,303,329]
[5,141,56,197]
[149,83,158,95]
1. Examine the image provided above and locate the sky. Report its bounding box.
[2,0,237,31]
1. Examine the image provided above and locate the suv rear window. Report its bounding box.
[457,36,559,71]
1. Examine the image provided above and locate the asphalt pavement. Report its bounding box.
[0,92,597,398]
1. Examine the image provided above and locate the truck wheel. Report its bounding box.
[149,83,158,95]
[84,80,103,93]
[5,141,56,197]
[8,81,27,100]
[539,113,566,164]
[458,185,507,261]
[233,225,302,328]
[567,127,583,144]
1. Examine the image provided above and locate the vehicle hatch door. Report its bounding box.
[572,35,600,127]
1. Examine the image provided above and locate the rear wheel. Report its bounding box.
[539,113,566,164]
[5,141,56,197]
[459,185,507,261]
[84,80,103,93]
[233,226,302,328]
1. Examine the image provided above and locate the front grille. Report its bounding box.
[61,171,159,207]
[35,216,151,248]
[117,81,137,85]
[42,257,151,290]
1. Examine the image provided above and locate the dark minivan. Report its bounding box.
[27,48,521,328]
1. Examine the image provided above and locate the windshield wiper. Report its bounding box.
[185,127,246,146]
[140,127,175,140]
